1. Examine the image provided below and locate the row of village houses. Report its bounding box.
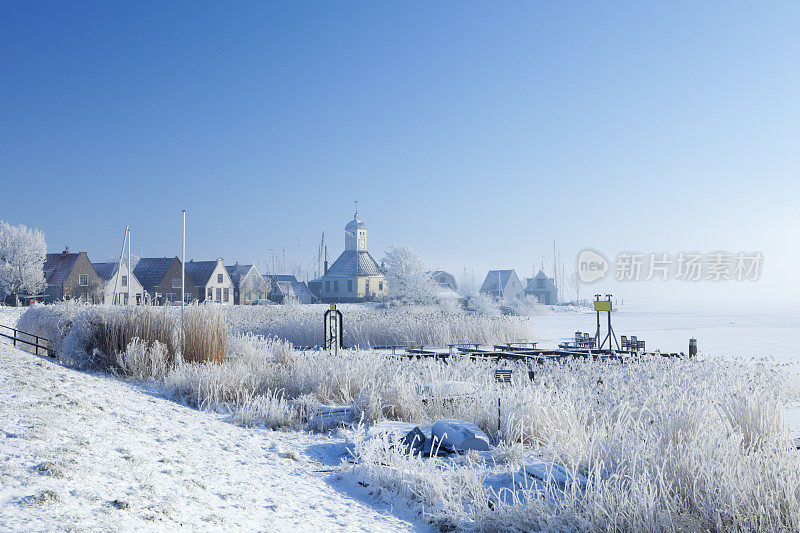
[40,249,313,306]
[36,211,559,306]
[40,247,557,307]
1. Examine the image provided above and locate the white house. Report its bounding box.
[226,263,266,304]
[480,269,525,300]
[92,261,145,305]
[524,270,559,305]
[185,258,235,304]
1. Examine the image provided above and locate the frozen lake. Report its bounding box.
[533,302,800,362]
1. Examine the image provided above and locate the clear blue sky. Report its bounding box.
[1,1,798,303]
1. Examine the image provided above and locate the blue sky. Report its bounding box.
[1,2,798,303]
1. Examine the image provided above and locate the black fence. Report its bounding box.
[0,324,54,357]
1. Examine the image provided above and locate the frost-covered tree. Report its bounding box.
[0,221,47,306]
[466,292,501,316]
[240,273,267,301]
[382,244,437,305]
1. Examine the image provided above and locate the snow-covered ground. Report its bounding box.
[3,301,800,530]
[0,340,428,531]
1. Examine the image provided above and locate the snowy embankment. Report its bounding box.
[11,303,800,530]
[0,341,426,531]
[0,305,25,330]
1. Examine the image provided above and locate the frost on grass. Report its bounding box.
[347,357,800,531]
[222,303,535,348]
[17,303,800,530]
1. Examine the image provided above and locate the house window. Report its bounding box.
[537,279,545,289]
[79,274,88,286]
[223,288,229,302]
[185,292,191,303]
[207,288,213,299]
[216,288,222,301]
[172,278,181,288]
[347,280,353,292]
[217,273,223,283]
[166,293,175,302]
[333,281,339,292]
[378,281,383,291]
[325,281,330,292]
[121,275,128,287]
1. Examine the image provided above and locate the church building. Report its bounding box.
[318,210,385,302]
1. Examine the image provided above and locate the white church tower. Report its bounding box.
[318,203,385,303]
[344,206,367,251]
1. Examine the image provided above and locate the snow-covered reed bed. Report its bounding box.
[347,357,800,531]
[224,304,536,347]
[19,303,800,529]
[18,303,222,368]
[156,342,800,529]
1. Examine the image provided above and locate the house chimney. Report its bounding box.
[63,246,70,255]
[324,259,328,274]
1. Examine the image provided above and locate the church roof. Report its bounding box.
[324,250,382,277]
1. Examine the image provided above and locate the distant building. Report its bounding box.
[43,248,103,303]
[266,274,316,304]
[318,211,385,303]
[133,257,198,305]
[226,263,265,305]
[428,270,463,303]
[185,258,235,304]
[524,270,558,305]
[479,269,525,300]
[92,261,145,305]
[429,270,458,292]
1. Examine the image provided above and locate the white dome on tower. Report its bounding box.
[345,217,366,231]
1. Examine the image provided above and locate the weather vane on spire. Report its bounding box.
[354,200,358,218]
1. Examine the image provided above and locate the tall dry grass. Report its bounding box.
[93,306,177,369]
[19,302,227,369]
[19,302,800,530]
[223,304,536,348]
[181,304,226,364]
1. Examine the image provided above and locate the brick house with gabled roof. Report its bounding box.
[43,248,103,303]
[133,257,198,305]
